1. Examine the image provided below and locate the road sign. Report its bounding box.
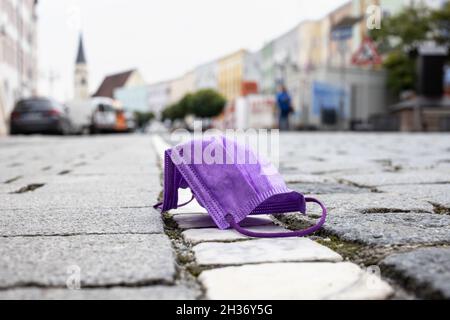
[331,26,353,41]
[352,37,382,66]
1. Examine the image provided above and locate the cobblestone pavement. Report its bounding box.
[1,133,449,299]
[0,135,200,300]
[156,132,450,300]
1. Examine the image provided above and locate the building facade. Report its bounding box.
[195,61,218,91]
[147,81,171,117]
[0,0,38,135]
[95,69,146,99]
[218,49,261,101]
[218,49,247,101]
[169,70,196,104]
[260,41,275,94]
[114,85,149,113]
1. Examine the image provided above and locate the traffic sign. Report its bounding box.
[352,37,382,66]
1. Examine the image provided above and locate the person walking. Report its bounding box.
[276,85,293,131]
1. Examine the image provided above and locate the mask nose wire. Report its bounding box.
[225,197,327,238]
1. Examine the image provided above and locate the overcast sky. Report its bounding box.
[37,0,349,101]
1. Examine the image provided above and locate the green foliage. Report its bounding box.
[134,111,155,128]
[430,1,450,45]
[370,4,431,53]
[178,93,194,115]
[369,2,450,97]
[161,89,227,122]
[161,102,188,121]
[190,89,226,118]
[383,50,416,95]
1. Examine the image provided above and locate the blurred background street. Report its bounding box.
[1,0,450,134]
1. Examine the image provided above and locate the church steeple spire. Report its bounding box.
[74,33,89,100]
[76,34,87,64]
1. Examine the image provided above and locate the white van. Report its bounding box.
[67,97,135,134]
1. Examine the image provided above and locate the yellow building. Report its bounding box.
[169,70,196,104]
[218,49,247,101]
[298,21,326,70]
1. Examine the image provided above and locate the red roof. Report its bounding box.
[93,70,135,98]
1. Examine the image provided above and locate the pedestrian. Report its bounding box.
[276,85,293,131]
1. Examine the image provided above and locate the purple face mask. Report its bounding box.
[155,136,327,238]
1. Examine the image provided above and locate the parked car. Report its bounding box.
[90,98,137,134]
[10,98,72,135]
[65,99,96,134]
[90,98,119,133]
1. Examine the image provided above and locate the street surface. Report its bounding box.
[0,132,449,299]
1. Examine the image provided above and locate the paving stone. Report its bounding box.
[182,225,292,244]
[173,214,273,230]
[199,262,393,300]
[0,190,157,210]
[378,184,450,208]
[324,212,450,246]
[0,234,175,288]
[72,164,160,176]
[0,207,164,236]
[193,238,342,266]
[280,158,380,175]
[282,174,333,184]
[381,247,450,299]
[340,170,450,187]
[288,182,367,195]
[170,206,208,215]
[316,193,434,214]
[0,285,198,300]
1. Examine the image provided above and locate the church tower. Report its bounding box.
[74,34,89,100]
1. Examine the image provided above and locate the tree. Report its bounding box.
[383,50,416,95]
[134,111,155,128]
[369,3,450,97]
[178,93,194,115]
[370,4,431,53]
[162,103,185,121]
[190,89,226,118]
[370,6,431,95]
[161,90,227,124]
[430,1,450,46]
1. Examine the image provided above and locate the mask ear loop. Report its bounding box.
[154,194,195,210]
[177,194,195,208]
[225,197,327,238]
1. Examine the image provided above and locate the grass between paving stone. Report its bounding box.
[274,213,398,266]
[336,178,381,193]
[430,202,450,215]
[161,212,204,297]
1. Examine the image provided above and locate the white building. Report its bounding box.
[243,50,262,86]
[147,81,171,117]
[272,23,302,116]
[195,61,218,91]
[0,0,38,135]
